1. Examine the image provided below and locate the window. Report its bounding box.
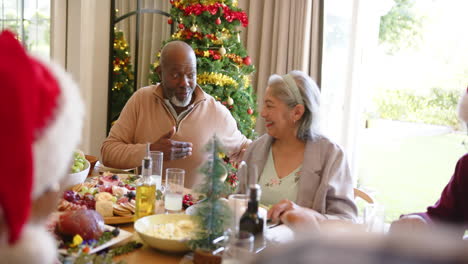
[0,0,51,57]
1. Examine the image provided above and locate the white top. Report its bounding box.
[258,149,301,206]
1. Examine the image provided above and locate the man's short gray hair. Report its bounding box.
[267,70,321,140]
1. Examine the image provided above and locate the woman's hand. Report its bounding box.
[267,199,299,223]
[268,200,327,230]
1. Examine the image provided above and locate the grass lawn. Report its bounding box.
[357,124,466,222]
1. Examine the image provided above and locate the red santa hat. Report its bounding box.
[457,86,468,124]
[0,30,84,244]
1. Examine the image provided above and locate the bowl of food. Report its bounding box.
[134,214,197,253]
[65,151,90,188]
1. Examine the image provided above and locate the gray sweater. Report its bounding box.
[240,134,357,221]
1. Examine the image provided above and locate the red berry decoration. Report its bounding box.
[168,18,173,24]
[247,108,253,115]
[178,23,185,29]
[183,194,194,209]
[215,17,221,25]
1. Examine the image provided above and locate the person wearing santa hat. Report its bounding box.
[390,87,468,236]
[0,30,84,262]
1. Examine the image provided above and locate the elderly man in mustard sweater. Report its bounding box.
[101,41,250,187]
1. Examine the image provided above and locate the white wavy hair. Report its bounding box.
[267,70,321,140]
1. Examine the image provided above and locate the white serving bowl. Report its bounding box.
[64,159,90,188]
[134,214,196,253]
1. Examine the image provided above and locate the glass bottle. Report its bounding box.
[135,146,156,220]
[239,184,264,236]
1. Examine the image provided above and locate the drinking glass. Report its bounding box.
[222,231,254,263]
[165,168,185,213]
[150,151,163,189]
[228,194,249,233]
[364,203,385,233]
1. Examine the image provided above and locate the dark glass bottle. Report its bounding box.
[239,184,264,236]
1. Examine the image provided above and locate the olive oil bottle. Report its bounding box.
[135,146,157,220]
[239,184,264,236]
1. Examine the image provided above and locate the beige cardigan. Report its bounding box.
[240,134,357,221]
[101,84,250,187]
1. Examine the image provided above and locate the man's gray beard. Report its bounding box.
[170,93,192,107]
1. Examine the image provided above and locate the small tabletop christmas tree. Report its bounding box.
[189,136,232,251]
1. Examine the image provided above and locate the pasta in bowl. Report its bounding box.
[134,214,197,253]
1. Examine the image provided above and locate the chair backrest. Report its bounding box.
[354,188,374,204]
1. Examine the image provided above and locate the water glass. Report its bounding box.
[165,168,185,213]
[364,203,385,233]
[150,151,163,189]
[222,231,254,262]
[228,194,248,233]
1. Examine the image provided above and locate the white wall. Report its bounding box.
[51,0,110,157]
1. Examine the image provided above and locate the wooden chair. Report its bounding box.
[354,188,374,204]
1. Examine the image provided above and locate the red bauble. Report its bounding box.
[178,23,185,29]
[243,56,251,66]
[247,108,253,115]
[168,18,173,24]
[215,17,221,25]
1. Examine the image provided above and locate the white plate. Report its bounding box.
[58,224,133,255]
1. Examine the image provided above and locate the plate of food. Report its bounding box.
[51,210,133,256]
[57,172,140,224]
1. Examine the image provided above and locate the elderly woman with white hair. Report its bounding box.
[240,70,357,227]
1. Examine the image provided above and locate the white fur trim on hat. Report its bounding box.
[32,57,85,199]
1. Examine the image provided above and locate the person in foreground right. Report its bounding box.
[240,70,357,228]
[390,87,468,236]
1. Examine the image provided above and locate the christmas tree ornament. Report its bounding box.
[215,17,221,25]
[190,24,198,32]
[247,108,253,115]
[227,97,234,106]
[168,18,173,24]
[178,23,185,29]
[243,56,251,66]
[237,33,241,43]
[219,46,226,56]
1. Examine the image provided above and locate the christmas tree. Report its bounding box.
[149,0,257,139]
[110,30,135,126]
[189,136,232,251]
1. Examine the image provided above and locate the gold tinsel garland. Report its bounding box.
[197,72,238,88]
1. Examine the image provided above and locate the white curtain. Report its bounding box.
[320,0,387,176]
[238,0,323,135]
[115,0,172,89]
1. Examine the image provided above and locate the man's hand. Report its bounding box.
[389,215,428,233]
[150,127,193,161]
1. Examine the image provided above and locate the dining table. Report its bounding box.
[110,221,295,263]
[84,162,296,263]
